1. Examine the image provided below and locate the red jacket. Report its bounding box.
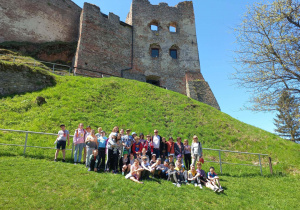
[143,140,154,153]
[167,141,175,154]
[132,142,143,155]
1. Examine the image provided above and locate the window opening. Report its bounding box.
[151,48,159,58]
[170,49,177,59]
[169,26,176,32]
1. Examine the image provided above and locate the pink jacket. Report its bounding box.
[73,129,86,144]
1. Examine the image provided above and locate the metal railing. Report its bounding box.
[0,54,72,75]
[203,148,269,175]
[0,128,272,175]
[0,128,75,159]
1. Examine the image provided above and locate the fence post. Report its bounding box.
[218,150,222,174]
[13,57,15,62]
[53,64,55,73]
[23,132,28,155]
[258,154,263,175]
[268,157,273,175]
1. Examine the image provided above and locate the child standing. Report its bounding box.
[85,129,98,167]
[97,131,107,170]
[166,137,175,157]
[73,123,86,164]
[54,124,70,162]
[183,139,191,170]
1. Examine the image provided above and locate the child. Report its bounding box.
[141,148,150,163]
[187,164,198,186]
[156,160,169,179]
[144,134,154,158]
[207,167,223,191]
[194,164,221,192]
[167,162,181,187]
[88,149,100,172]
[73,123,86,164]
[160,137,167,161]
[105,134,117,172]
[125,159,144,184]
[122,129,133,154]
[112,138,122,173]
[85,129,98,167]
[175,155,187,183]
[54,124,70,162]
[136,152,142,164]
[132,136,142,157]
[183,139,191,170]
[166,137,175,157]
[175,154,184,168]
[128,153,135,170]
[97,131,107,170]
[150,154,157,166]
[168,154,175,166]
[141,156,153,180]
[121,151,130,175]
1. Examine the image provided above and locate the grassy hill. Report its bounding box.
[0,55,300,209]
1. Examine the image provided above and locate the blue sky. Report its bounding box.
[72,0,276,133]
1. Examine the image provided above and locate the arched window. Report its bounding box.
[169,22,177,33]
[149,20,159,31]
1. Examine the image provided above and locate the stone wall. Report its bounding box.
[187,80,220,110]
[126,0,202,95]
[0,62,55,96]
[0,0,81,43]
[74,3,132,77]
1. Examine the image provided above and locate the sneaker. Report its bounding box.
[199,184,203,189]
[54,159,57,162]
[194,183,198,187]
[218,188,224,193]
[177,183,181,188]
[173,183,177,186]
[214,187,219,192]
[88,168,91,171]
[74,162,77,165]
[62,159,65,162]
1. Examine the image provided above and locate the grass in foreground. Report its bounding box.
[0,156,299,209]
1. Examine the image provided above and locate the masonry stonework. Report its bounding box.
[0,0,81,43]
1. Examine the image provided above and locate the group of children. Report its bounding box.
[54,123,224,192]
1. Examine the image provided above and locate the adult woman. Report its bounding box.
[73,123,86,164]
[191,135,203,166]
[174,137,184,158]
[85,129,98,167]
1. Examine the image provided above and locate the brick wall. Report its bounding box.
[74,3,132,77]
[0,0,81,43]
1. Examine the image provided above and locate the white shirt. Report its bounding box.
[153,135,160,148]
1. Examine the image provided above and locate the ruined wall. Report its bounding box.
[74,3,132,77]
[0,0,81,43]
[126,0,202,94]
[0,62,55,96]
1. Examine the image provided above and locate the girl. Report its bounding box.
[106,134,117,172]
[166,137,175,157]
[85,129,98,167]
[139,133,146,144]
[174,137,184,157]
[121,151,130,175]
[125,159,144,184]
[183,139,191,170]
[73,123,86,164]
[191,135,203,166]
[150,154,157,166]
[144,135,154,158]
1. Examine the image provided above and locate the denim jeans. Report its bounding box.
[74,143,85,163]
[153,148,160,157]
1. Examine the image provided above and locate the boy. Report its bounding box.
[122,129,133,154]
[208,167,223,191]
[54,124,70,162]
[141,156,153,180]
[187,164,198,186]
[97,130,107,170]
[141,148,150,163]
[88,149,100,172]
[175,156,187,183]
[168,154,175,166]
[167,162,181,187]
[112,138,122,174]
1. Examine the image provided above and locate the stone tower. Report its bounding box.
[74,0,220,110]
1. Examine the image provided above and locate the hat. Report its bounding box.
[100,130,105,133]
[126,129,131,132]
[169,154,174,157]
[132,132,137,135]
[177,154,182,158]
[123,151,128,155]
[60,124,65,127]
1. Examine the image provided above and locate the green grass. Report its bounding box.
[0,156,299,209]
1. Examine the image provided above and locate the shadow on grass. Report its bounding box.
[221,172,286,178]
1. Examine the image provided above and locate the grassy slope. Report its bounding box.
[0,67,299,175]
[0,156,299,210]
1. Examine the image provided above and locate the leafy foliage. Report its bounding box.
[233,0,300,111]
[274,91,300,141]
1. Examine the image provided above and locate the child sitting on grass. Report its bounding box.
[88,149,100,172]
[167,162,181,187]
[187,164,198,186]
[150,154,157,166]
[156,159,169,179]
[125,159,144,184]
[141,148,150,163]
[54,124,70,162]
[207,166,223,192]
[141,156,153,180]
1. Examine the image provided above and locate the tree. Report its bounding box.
[233,0,300,111]
[274,91,300,141]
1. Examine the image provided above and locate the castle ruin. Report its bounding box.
[0,0,220,110]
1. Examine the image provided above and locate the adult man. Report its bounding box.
[152,129,162,158]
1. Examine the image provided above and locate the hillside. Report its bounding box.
[0,58,299,176]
